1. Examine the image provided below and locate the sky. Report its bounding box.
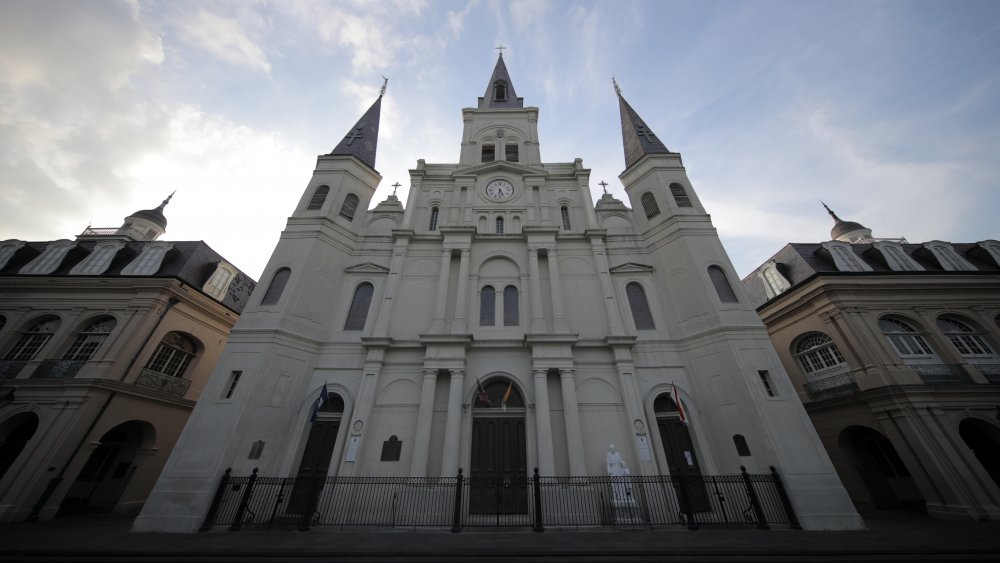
[1,0,999,281]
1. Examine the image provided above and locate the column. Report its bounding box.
[409,368,438,477]
[559,368,587,476]
[546,248,569,332]
[440,368,465,476]
[451,249,471,333]
[528,248,545,332]
[429,248,451,333]
[533,368,556,475]
[590,238,625,335]
[373,238,410,336]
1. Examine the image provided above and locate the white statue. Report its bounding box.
[607,444,633,507]
[606,444,630,477]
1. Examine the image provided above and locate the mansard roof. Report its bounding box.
[328,95,383,171]
[479,54,523,109]
[617,91,673,170]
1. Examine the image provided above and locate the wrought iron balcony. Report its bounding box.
[911,364,971,385]
[32,359,87,379]
[803,370,860,401]
[0,360,28,380]
[135,367,191,397]
[972,364,1000,384]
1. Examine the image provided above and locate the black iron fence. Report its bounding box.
[202,466,799,532]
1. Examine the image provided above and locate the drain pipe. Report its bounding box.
[26,296,180,522]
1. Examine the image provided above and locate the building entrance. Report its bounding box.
[289,393,343,513]
[469,379,527,515]
[655,393,709,511]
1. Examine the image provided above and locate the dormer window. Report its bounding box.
[203,261,237,300]
[493,80,507,101]
[923,241,976,271]
[873,241,923,272]
[0,240,25,271]
[70,241,125,275]
[977,240,1000,267]
[758,260,791,298]
[19,240,75,275]
[821,241,873,272]
[121,242,173,276]
[482,144,495,163]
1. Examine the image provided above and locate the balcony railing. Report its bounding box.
[78,226,151,240]
[972,364,1000,384]
[0,360,28,380]
[911,364,971,385]
[135,367,191,397]
[32,359,87,379]
[803,370,860,401]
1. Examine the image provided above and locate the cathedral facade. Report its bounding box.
[136,56,861,531]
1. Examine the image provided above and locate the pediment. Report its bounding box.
[455,160,548,178]
[345,262,390,274]
[609,262,655,274]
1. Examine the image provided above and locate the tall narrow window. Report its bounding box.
[708,266,738,303]
[339,193,359,221]
[641,192,660,219]
[482,144,495,163]
[146,332,197,378]
[261,268,291,306]
[307,186,329,210]
[223,371,242,399]
[344,283,374,331]
[505,144,519,162]
[937,317,995,357]
[480,286,496,326]
[794,333,847,375]
[561,206,571,230]
[429,207,439,231]
[670,183,692,207]
[757,371,776,397]
[626,282,655,330]
[4,316,60,361]
[503,285,518,326]
[63,316,116,361]
[496,217,504,234]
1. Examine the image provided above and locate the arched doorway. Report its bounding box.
[289,391,344,513]
[840,425,924,511]
[470,377,527,515]
[59,420,155,515]
[0,412,39,482]
[959,418,1000,490]
[654,393,708,511]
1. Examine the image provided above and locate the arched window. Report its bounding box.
[937,317,995,357]
[496,217,504,234]
[4,316,60,361]
[561,206,571,230]
[641,192,660,219]
[429,207,439,231]
[794,333,847,375]
[480,286,496,326]
[670,183,692,207]
[503,285,519,326]
[307,185,329,210]
[146,332,197,378]
[261,268,291,306]
[339,193,359,221]
[708,266,738,303]
[493,80,508,101]
[626,282,655,330]
[879,317,934,358]
[344,283,374,331]
[733,434,751,456]
[63,316,116,361]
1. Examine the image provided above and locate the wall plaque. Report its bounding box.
[380,435,402,462]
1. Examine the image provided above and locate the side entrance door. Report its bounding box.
[657,417,710,511]
[288,420,339,513]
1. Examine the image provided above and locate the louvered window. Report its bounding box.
[307,186,329,210]
[670,183,692,207]
[339,193,359,221]
[641,192,659,219]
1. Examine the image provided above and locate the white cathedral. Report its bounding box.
[135,55,862,531]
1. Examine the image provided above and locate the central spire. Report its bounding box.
[479,52,523,109]
[328,83,385,171]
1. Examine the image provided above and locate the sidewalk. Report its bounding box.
[0,511,998,561]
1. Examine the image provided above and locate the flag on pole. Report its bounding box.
[476,378,491,406]
[311,383,330,423]
[672,383,688,427]
[501,381,513,412]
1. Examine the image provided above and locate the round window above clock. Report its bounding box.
[484,179,514,202]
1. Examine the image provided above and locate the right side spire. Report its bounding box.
[615,78,672,169]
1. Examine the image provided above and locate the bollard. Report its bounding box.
[532,467,544,532]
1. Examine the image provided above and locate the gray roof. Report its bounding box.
[618,94,673,169]
[328,95,382,171]
[479,54,524,109]
[126,193,173,229]
[0,240,256,314]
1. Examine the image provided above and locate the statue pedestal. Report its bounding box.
[609,479,642,525]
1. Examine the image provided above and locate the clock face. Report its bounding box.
[485,179,514,201]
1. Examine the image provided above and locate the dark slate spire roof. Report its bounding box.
[616,85,672,169]
[823,202,869,240]
[479,54,523,109]
[328,94,383,170]
[128,192,173,229]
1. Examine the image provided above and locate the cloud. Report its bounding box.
[177,9,271,73]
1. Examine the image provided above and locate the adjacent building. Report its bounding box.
[0,197,255,522]
[741,206,1000,521]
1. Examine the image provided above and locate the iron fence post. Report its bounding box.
[451,468,464,533]
[676,472,698,530]
[532,467,544,532]
[740,466,769,530]
[770,466,802,530]
[298,476,322,531]
[199,467,232,531]
[229,468,258,531]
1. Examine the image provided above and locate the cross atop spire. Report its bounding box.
[391,182,401,197]
[379,76,388,97]
[612,77,621,96]
[496,44,506,56]
[599,181,609,195]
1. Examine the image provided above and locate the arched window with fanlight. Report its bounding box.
[561,206,571,230]
[794,332,848,378]
[339,193,359,221]
[63,316,116,362]
[145,332,197,378]
[625,282,655,330]
[261,268,291,306]
[879,317,935,359]
[641,192,660,219]
[344,283,375,331]
[937,316,997,360]
[3,316,60,363]
[429,207,439,231]
[307,185,329,210]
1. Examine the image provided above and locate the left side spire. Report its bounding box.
[328,79,385,171]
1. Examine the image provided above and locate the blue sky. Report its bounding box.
[1,0,998,280]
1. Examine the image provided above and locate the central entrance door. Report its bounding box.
[470,379,527,515]
[289,393,344,514]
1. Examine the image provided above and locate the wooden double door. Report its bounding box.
[469,416,527,514]
[289,420,340,513]
[657,417,710,511]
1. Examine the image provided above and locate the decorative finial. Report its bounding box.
[599,180,609,195]
[496,44,506,56]
[391,182,401,197]
[379,76,388,97]
[612,76,621,96]
[157,191,175,210]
